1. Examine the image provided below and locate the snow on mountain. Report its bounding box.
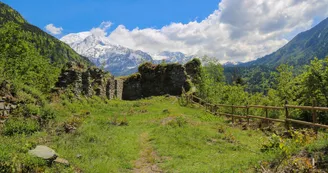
[153,51,196,64]
[61,32,153,76]
[61,32,91,44]
[61,32,200,76]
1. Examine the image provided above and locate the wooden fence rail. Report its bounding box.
[187,95,328,129]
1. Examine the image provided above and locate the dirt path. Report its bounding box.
[133,132,163,173]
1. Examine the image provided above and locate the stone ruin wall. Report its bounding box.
[114,79,124,100]
[55,59,200,101]
[0,99,16,117]
[0,81,18,122]
[54,62,123,100]
[122,59,200,100]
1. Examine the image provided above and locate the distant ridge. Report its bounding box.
[242,17,328,67]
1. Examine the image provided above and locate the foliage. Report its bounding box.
[0,2,91,93]
[2,118,40,136]
[0,22,60,92]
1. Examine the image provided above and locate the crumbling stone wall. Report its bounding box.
[55,59,200,101]
[184,58,201,84]
[0,81,18,118]
[122,60,199,100]
[55,62,120,99]
[56,63,84,96]
[122,73,142,100]
[106,78,115,100]
[115,79,124,100]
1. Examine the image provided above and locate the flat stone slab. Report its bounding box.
[0,102,4,110]
[54,157,69,166]
[28,145,57,160]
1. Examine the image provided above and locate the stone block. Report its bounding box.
[0,102,4,110]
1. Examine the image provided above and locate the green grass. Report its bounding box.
[0,96,323,172]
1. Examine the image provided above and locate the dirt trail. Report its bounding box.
[133,132,163,173]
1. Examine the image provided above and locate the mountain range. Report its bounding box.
[62,16,328,76]
[242,17,328,68]
[2,0,328,78]
[61,33,197,76]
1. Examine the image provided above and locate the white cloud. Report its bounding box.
[89,21,113,37]
[64,0,328,63]
[45,24,63,35]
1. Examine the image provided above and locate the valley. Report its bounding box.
[1,1,328,173]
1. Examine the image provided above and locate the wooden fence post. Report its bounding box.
[265,106,269,126]
[232,104,235,124]
[312,99,318,133]
[246,105,250,126]
[214,105,217,116]
[285,100,290,130]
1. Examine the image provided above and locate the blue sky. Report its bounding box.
[2,0,220,34]
[3,0,328,63]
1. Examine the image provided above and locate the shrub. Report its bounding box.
[25,104,40,116]
[40,105,56,120]
[2,118,40,136]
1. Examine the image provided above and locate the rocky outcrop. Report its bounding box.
[122,60,200,100]
[55,62,120,99]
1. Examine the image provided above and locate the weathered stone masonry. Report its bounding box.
[121,61,200,100]
[0,81,18,118]
[55,62,122,99]
[55,59,200,101]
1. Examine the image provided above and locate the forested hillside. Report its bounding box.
[0,2,91,65]
[0,2,92,91]
[243,17,328,68]
[223,17,328,93]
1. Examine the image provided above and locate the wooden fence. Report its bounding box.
[186,94,328,129]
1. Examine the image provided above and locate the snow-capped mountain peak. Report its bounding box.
[61,32,154,76]
[152,51,196,64]
[61,32,92,44]
[61,32,199,76]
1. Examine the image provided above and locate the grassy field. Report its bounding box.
[0,96,327,172]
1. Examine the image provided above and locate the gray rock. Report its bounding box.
[0,102,4,110]
[76,154,82,159]
[4,104,10,110]
[28,145,57,160]
[10,104,17,109]
[3,110,8,116]
[54,157,69,166]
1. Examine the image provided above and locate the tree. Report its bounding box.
[299,57,328,107]
[275,64,296,103]
[0,22,60,92]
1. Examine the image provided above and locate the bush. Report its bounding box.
[2,118,40,136]
[25,104,40,116]
[40,105,56,120]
